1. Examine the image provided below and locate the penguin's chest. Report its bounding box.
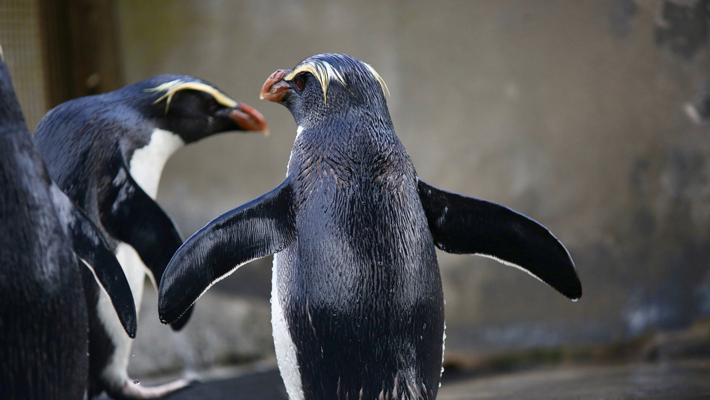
[92,128,185,379]
[96,128,183,342]
[119,127,184,280]
[128,128,184,199]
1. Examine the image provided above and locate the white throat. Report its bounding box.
[129,128,184,198]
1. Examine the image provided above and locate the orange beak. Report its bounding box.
[260,69,291,103]
[229,102,269,136]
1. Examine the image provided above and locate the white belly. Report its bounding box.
[271,253,305,400]
[97,127,183,384]
[97,242,146,385]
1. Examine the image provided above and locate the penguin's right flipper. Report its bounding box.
[99,163,193,331]
[417,178,582,300]
[49,184,138,338]
[158,177,296,325]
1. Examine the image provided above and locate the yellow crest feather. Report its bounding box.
[284,59,388,104]
[145,80,237,113]
[364,62,390,97]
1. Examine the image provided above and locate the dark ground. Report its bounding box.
[164,369,287,400]
[125,360,710,400]
[96,320,710,399]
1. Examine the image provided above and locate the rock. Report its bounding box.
[127,283,274,378]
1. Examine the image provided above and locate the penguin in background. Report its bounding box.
[158,54,582,400]
[33,75,268,399]
[0,47,136,399]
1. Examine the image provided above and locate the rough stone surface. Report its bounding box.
[127,285,273,378]
[114,0,710,362]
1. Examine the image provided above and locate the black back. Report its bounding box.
[278,54,445,399]
[282,132,445,399]
[0,53,88,400]
[160,53,580,400]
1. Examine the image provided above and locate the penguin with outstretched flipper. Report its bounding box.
[159,53,581,400]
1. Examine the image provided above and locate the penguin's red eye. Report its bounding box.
[294,75,305,91]
[206,98,217,111]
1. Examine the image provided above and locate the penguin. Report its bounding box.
[0,48,136,399]
[158,53,582,400]
[33,75,268,399]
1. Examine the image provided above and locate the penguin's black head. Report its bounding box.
[128,75,268,143]
[260,53,390,130]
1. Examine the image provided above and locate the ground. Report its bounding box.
[100,359,710,400]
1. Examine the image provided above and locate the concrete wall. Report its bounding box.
[116,0,710,369]
[0,0,47,130]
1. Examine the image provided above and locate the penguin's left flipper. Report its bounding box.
[417,179,582,300]
[158,177,296,325]
[100,163,193,331]
[49,184,138,338]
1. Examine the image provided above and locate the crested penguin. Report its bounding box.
[33,75,267,399]
[0,48,136,399]
[158,54,582,400]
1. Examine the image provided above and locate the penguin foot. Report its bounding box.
[110,378,192,399]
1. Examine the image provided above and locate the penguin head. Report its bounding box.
[260,53,391,130]
[129,75,268,143]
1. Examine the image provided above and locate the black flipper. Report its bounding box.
[417,178,582,300]
[99,162,193,331]
[158,177,296,325]
[49,184,138,338]
[168,305,193,331]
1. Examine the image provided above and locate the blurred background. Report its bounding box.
[2,0,710,381]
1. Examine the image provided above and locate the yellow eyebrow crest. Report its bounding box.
[283,58,388,105]
[284,62,347,105]
[364,62,390,97]
[145,80,238,113]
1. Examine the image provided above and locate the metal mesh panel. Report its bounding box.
[0,0,46,131]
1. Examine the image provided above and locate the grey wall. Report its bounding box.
[117,0,710,364]
[0,0,47,130]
